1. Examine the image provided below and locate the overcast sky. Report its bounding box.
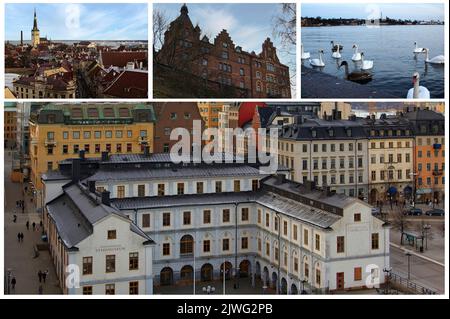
[5,3,148,40]
[301,3,444,20]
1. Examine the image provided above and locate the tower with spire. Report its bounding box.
[31,8,40,48]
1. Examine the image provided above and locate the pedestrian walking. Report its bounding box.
[42,270,48,283]
[13,214,17,223]
[11,277,16,292]
[17,233,21,242]
[26,221,29,230]
[20,233,24,242]
[38,285,43,294]
[38,270,42,283]
[40,220,43,228]
[22,206,25,214]
[32,222,36,231]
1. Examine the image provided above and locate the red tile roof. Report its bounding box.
[100,51,147,68]
[103,70,148,98]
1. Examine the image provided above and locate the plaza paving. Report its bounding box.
[4,150,61,295]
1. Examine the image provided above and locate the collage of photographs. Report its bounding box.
[1,0,448,304]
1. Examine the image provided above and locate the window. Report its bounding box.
[105,131,112,138]
[63,145,68,154]
[203,210,211,224]
[63,131,69,139]
[252,179,259,191]
[241,208,249,221]
[73,144,79,154]
[177,183,184,195]
[83,286,92,295]
[241,237,248,249]
[142,214,150,228]
[223,238,230,251]
[180,235,194,255]
[162,213,171,227]
[203,240,211,252]
[117,186,125,198]
[304,229,309,246]
[234,180,240,192]
[158,184,165,196]
[163,243,170,256]
[137,185,145,197]
[283,221,288,236]
[372,233,379,249]
[129,252,138,270]
[107,230,116,240]
[293,224,298,240]
[223,209,230,223]
[105,284,115,295]
[196,182,204,194]
[105,255,115,273]
[316,268,321,286]
[354,267,362,281]
[82,257,93,275]
[315,234,320,251]
[354,213,361,222]
[337,236,345,253]
[129,281,139,295]
[257,209,262,224]
[215,181,222,193]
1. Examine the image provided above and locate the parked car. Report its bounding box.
[425,209,444,216]
[371,207,381,216]
[405,208,423,216]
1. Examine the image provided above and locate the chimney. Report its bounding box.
[88,180,96,193]
[101,191,111,206]
[101,151,109,162]
[304,180,315,192]
[71,158,81,182]
[20,31,23,46]
[79,149,85,160]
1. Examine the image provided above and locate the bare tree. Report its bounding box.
[415,219,434,250]
[153,9,169,57]
[390,207,410,245]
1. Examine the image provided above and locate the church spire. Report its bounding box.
[32,8,39,31]
[180,3,188,15]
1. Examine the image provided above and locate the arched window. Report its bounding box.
[180,235,194,255]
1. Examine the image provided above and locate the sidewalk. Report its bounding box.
[4,150,62,295]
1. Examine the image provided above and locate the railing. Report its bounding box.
[389,271,437,295]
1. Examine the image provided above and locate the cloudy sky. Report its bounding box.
[154,3,291,55]
[301,3,445,20]
[5,3,148,40]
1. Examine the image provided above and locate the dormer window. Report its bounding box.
[312,129,317,138]
[346,128,352,137]
[329,129,334,137]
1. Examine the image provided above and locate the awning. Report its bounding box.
[416,188,432,194]
[387,186,397,195]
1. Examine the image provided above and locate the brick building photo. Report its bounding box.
[153,3,294,98]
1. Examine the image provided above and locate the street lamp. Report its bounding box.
[5,269,12,295]
[382,267,392,294]
[409,172,418,207]
[300,279,307,294]
[405,252,412,280]
[422,224,431,250]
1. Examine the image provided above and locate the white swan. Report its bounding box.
[352,44,361,61]
[413,41,424,54]
[422,48,444,64]
[331,42,341,59]
[301,43,310,60]
[310,50,325,67]
[360,52,373,70]
[407,72,430,99]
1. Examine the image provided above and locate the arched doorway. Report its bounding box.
[291,283,298,294]
[180,265,193,284]
[370,189,378,204]
[404,186,413,200]
[180,235,194,256]
[200,264,213,282]
[239,260,251,278]
[220,262,232,280]
[281,278,288,294]
[271,272,278,290]
[263,267,269,286]
[160,267,173,286]
[255,262,261,279]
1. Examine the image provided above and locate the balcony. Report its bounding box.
[44,139,57,147]
[432,169,443,176]
[433,144,442,150]
[138,136,148,145]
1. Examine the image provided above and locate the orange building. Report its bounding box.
[404,109,445,204]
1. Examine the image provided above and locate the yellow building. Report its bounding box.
[29,103,156,193]
[4,103,18,148]
[197,102,224,129]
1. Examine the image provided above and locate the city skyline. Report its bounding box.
[301,3,444,20]
[5,3,148,41]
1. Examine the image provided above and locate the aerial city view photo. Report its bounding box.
[153,3,296,98]
[301,3,445,98]
[4,3,148,99]
[4,101,445,295]
[1,0,448,305]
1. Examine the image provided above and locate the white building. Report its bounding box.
[42,153,389,294]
